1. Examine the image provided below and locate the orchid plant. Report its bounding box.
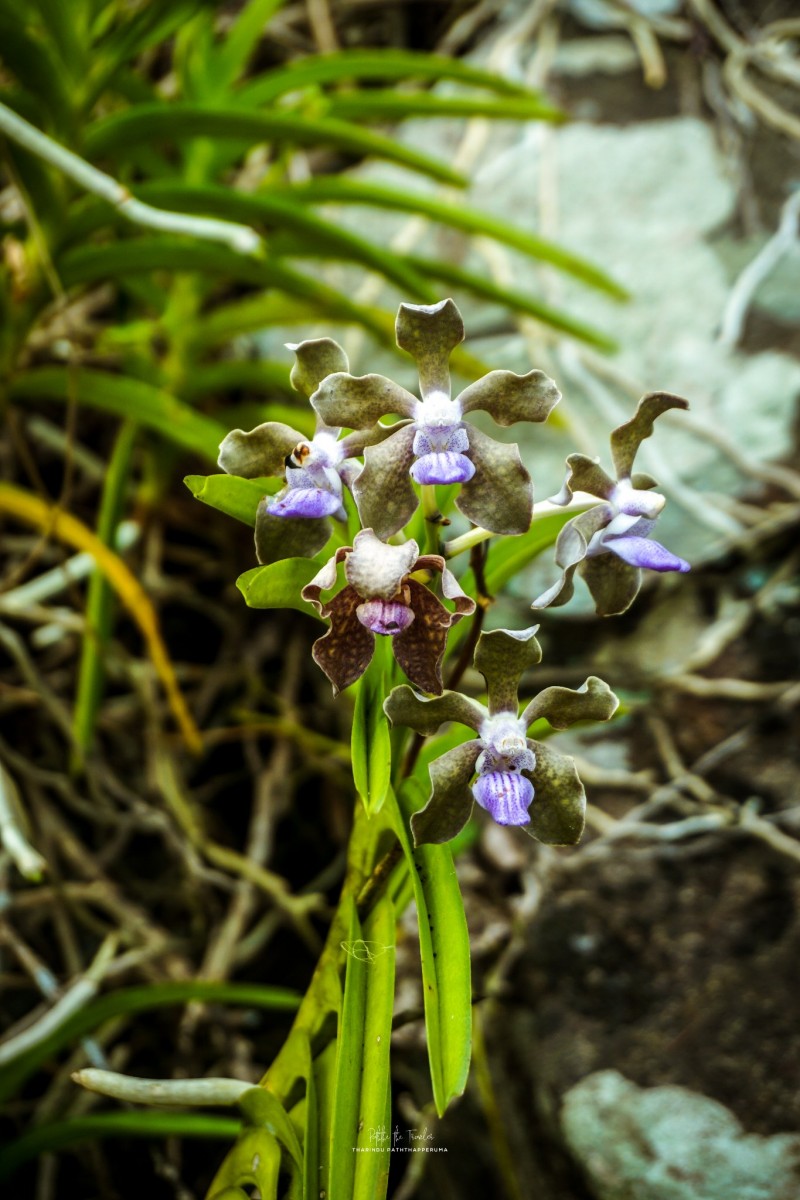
[82,299,691,1199]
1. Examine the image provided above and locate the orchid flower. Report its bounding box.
[217,339,390,565]
[384,627,618,845]
[309,299,561,540]
[301,529,475,696]
[533,392,691,616]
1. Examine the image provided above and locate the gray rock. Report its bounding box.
[562,1070,800,1200]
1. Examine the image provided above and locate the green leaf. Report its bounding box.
[184,473,278,527]
[84,104,467,186]
[194,289,394,350]
[408,254,617,352]
[237,558,324,618]
[205,1127,282,1200]
[0,981,300,1105]
[325,90,564,124]
[215,0,286,89]
[276,177,628,298]
[238,1087,302,1170]
[8,367,225,462]
[388,784,472,1116]
[0,1112,242,1182]
[240,48,539,105]
[180,360,294,400]
[330,896,395,1200]
[351,640,393,815]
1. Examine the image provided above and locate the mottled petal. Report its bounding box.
[473,771,533,826]
[531,505,612,610]
[268,487,342,519]
[352,425,418,541]
[412,555,476,622]
[521,675,618,730]
[395,299,464,399]
[392,579,453,695]
[630,471,659,491]
[339,418,413,460]
[310,584,375,695]
[550,453,616,505]
[255,501,331,565]
[456,426,533,536]
[579,551,641,617]
[312,372,417,428]
[410,740,483,846]
[457,369,560,427]
[344,529,419,600]
[605,535,690,573]
[410,451,475,485]
[524,740,586,845]
[610,391,688,480]
[474,626,542,716]
[356,598,415,635]
[218,422,303,479]
[384,684,487,735]
[288,338,349,398]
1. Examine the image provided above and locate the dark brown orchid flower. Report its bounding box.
[301,529,475,696]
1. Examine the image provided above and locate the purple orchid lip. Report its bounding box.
[410,451,476,485]
[604,534,690,573]
[356,598,416,636]
[473,771,534,826]
[268,488,342,519]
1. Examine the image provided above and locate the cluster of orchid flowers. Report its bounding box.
[215,299,690,846]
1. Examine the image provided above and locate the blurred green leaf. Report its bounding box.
[277,177,628,298]
[8,367,225,461]
[0,1113,242,1182]
[84,104,468,186]
[325,90,564,124]
[241,48,540,105]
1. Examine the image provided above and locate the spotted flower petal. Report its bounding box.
[218,422,304,479]
[456,425,533,536]
[392,580,461,697]
[352,425,417,541]
[409,740,483,845]
[473,627,542,716]
[523,740,587,845]
[457,369,560,427]
[307,584,375,697]
[395,299,464,398]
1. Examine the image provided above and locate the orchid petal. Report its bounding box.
[410,451,475,485]
[395,299,464,400]
[312,372,417,428]
[473,771,533,826]
[288,338,349,398]
[356,598,415,635]
[344,529,419,600]
[605,535,690,573]
[410,740,483,846]
[551,453,617,505]
[392,579,453,695]
[412,555,476,623]
[531,505,612,610]
[268,487,342,519]
[579,551,641,616]
[457,368,560,427]
[610,391,688,479]
[254,501,331,565]
[456,426,533,536]
[218,422,303,479]
[384,684,487,735]
[524,740,586,845]
[309,584,375,695]
[352,425,418,541]
[521,676,618,731]
[473,627,542,716]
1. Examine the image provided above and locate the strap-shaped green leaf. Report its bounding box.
[8,367,225,462]
[326,90,563,124]
[84,104,467,186]
[352,639,393,815]
[389,783,472,1116]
